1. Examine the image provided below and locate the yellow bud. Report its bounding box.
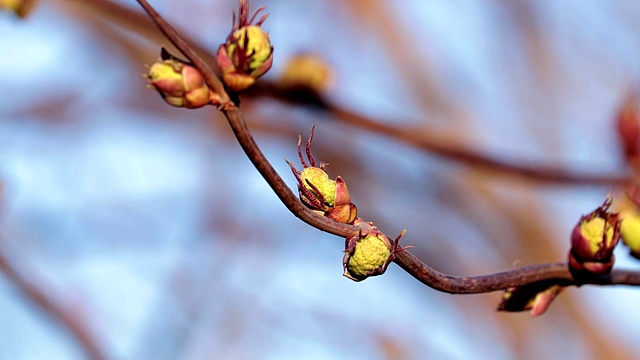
[228,26,272,71]
[343,233,392,281]
[0,0,35,17]
[147,58,213,109]
[580,217,615,253]
[280,54,333,93]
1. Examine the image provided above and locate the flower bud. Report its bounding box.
[147,49,214,109]
[343,227,409,282]
[279,53,333,94]
[343,231,392,282]
[568,197,621,276]
[0,0,35,17]
[216,1,273,92]
[620,211,640,260]
[287,126,358,224]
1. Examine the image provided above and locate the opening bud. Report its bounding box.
[216,0,273,92]
[568,197,621,276]
[287,126,358,224]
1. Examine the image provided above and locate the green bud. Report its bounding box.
[343,232,392,282]
[342,227,409,282]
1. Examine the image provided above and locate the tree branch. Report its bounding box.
[135,0,640,296]
[248,82,632,186]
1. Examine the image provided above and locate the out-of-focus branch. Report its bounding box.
[248,82,633,186]
[0,246,106,360]
[136,0,640,295]
[82,0,632,186]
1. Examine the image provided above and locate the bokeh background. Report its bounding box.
[2,0,640,359]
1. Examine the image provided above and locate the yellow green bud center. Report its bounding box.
[580,217,614,253]
[229,25,272,70]
[149,61,182,83]
[346,234,391,279]
[300,167,336,206]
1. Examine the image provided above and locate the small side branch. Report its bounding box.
[0,247,106,360]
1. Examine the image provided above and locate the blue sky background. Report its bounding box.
[1,1,640,359]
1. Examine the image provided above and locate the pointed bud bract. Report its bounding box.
[498,283,565,317]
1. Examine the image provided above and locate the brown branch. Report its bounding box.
[0,246,106,360]
[394,251,640,294]
[135,0,640,295]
